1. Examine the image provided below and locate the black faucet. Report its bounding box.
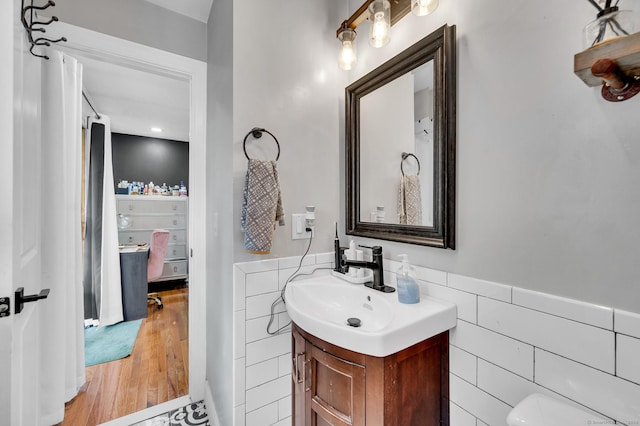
[340,246,396,293]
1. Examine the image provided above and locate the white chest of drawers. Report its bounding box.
[116,195,188,281]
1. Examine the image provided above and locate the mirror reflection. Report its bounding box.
[359,60,434,227]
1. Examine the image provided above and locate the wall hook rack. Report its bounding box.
[21,0,67,60]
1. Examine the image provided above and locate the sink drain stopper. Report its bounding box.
[347,317,362,327]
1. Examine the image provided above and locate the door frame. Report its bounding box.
[48,22,208,405]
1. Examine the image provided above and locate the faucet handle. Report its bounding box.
[358,245,382,254]
[357,244,380,249]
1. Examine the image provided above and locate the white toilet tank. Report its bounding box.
[507,393,606,426]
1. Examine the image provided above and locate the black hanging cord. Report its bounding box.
[21,0,67,60]
[243,127,281,161]
[265,229,334,336]
[401,152,421,176]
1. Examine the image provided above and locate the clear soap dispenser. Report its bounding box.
[396,254,420,304]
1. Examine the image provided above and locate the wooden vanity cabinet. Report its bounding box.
[292,323,449,426]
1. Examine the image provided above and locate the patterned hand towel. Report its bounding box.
[398,175,422,226]
[241,159,285,254]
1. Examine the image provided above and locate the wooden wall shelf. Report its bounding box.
[574,32,640,87]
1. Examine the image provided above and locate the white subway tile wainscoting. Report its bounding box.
[233,256,334,426]
[233,255,640,426]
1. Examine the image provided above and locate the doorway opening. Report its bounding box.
[51,22,207,425]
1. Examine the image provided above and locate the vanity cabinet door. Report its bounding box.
[307,344,365,426]
[382,333,449,426]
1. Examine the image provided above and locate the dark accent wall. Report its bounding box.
[111,133,189,191]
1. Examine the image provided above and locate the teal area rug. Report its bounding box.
[84,319,143,367]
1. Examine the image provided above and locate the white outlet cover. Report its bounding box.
[292,213,311,240]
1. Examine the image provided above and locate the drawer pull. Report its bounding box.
[172,205,177,210]
[128,204,133,211]
[173,266,178,273]
[304,359,311,392]
[173,220,178,225]
[293,352,306,384]
[173,235,177,240]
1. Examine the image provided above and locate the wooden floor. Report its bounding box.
[61,285,189,426]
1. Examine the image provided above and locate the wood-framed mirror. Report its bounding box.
[346,24,456,248]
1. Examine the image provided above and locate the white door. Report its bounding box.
[0,0,48,424]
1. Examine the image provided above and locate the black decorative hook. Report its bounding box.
[29,43,49,60]
[22,0,55,25]
[32,15,59,27]
[34,35,67,45]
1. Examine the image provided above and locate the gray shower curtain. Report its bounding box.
[83,121,104,320]
[83,116,123,325]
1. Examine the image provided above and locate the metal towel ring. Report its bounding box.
[401,152,421,176]
[243,127,280,161]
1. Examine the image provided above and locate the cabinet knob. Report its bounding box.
[172,205,177,210]
[173,220,178,225]
[173,235,177,240]
[128,204,133,210]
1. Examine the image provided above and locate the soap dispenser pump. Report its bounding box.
[396,254,420,304]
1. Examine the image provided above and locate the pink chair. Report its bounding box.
[147,229,170,308]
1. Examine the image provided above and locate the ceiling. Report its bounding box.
[80,55,190,142]
[78,0,215,142]
[144,0,213,23]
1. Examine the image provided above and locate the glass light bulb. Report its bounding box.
[338,28,357,70]
[411,0,439,16]
[368,0,390,48]
[339,41,356,70]
[372,13,387,41]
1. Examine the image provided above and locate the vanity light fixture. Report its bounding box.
[336,0,439,69]
[151,127,163,133]
[411,0,439,16]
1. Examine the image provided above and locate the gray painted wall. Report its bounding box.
[347,0,640,312]
[209,1,346,420]
[231,0,346,263]
[206,0,234,424]
[111,133,189,191]
[42,0,206,61]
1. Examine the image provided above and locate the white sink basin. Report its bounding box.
[284,274,457,357]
